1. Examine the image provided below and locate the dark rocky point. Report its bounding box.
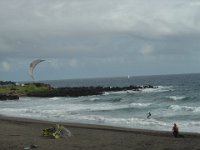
[0,94,19,101]
[27,85,155,97]
[0,81,155,99]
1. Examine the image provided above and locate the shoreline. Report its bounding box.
[1,116,200,150]
[1,115,200,136]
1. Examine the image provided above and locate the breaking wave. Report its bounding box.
[167,96,186,101]
[103,86,173,95]
[169,105,200,112]
[140,86,173,93]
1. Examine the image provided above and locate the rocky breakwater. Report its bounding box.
[27,85,154,97]
[0,94,19,101]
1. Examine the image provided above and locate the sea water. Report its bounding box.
[1,73,200,133]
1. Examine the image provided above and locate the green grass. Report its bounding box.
[0,83,51,95]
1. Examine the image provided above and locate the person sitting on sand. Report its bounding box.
[147,112,151,119]
[172,123,179,137]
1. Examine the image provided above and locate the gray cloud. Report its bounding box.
[1,0,200,80]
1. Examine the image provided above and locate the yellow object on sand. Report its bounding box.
[42,124,71,139]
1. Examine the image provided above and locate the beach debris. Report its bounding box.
[29,59,45,81]
[42,124,72,139]
[24,144,38,149]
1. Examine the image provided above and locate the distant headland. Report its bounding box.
[0,81,154,101]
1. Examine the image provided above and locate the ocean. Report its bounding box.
[1,73,200,133]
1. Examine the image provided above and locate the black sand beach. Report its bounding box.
[0,116,200,150]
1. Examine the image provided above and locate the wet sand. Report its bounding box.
[0,116,200,150]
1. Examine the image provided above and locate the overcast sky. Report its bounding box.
[1,0,200,81]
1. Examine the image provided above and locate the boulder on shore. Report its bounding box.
[0,94,19,101]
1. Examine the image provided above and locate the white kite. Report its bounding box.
[29,59,45,81]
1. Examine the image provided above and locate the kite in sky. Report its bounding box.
[29,59,45,81]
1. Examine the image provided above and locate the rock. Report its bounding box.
[0,94,19,101]
[26,85,155,97]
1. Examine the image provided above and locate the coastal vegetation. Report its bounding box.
[0,83,51,96]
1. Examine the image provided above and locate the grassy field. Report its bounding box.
[0,83,52,96]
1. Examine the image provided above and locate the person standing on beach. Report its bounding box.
[172,123,179,137]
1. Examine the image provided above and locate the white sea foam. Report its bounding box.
[169,105,200,112]
[140,86,173,93]
[103,91,130,95]
[75,116,200,133]
[49,97,61,100]
[71,115,171,131]
[103,86,173,95]
[103,92,110,95]
[167,96,186,101]
[71,102,151,112]
[129,103,152,107]
[89,97,101,101]
[0,99,152,122]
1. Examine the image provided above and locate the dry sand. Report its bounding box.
[0,116,200,150]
